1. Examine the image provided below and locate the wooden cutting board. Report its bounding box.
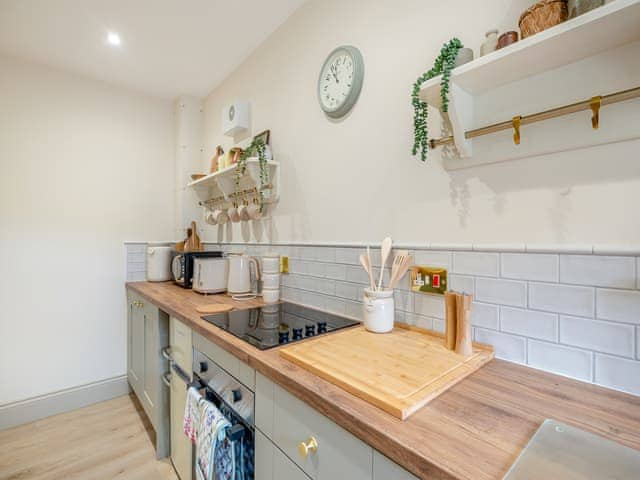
[280,325,494,420]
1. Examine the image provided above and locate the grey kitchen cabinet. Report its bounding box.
[169,316,193,480]
[256,430,311,480]
[373,451,418,480]
[255,372,373,480]
[127,290,145,398]
[126,288,170,459]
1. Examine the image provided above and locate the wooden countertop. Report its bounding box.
[127,281,640,480]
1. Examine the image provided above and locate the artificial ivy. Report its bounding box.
[412,38,463,162]
[235,138,269,212]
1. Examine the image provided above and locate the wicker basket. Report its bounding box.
[519,0,568,39]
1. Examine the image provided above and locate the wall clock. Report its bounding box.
[317,45,364,119]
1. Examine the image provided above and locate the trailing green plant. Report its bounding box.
[235,138,269,212]
[412,38,463,162]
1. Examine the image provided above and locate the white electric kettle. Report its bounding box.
[227,253,261,295]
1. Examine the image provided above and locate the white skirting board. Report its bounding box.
[0,375,130,431]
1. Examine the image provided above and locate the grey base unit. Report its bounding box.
[127,289,170,458]
[255,372,417,480]
[256,429,311,480]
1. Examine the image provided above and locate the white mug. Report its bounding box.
[261,254,280,273]
[262,273,280,290]
[238,202,250,221]
[228,204,240,223]
[205,211,217,225]
[213,208,229,224]
[247,202,262,220]
[262,288,280,303]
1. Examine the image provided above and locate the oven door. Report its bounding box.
[192,350,255,480]
[169,363,193,480]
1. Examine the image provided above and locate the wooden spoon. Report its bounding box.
[359,254,376,292]
[377,237,392,291]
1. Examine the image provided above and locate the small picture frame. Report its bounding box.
[253,129,270,146]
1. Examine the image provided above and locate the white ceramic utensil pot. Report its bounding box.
[363,288,394,333]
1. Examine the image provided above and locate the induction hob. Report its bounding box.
[202,302,360,350]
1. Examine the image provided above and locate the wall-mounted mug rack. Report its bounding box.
[428,86,640,149]
[188,158,280,220]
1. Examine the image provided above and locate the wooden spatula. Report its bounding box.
[388,253,412,290]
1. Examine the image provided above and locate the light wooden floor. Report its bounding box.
[0,394,179,480]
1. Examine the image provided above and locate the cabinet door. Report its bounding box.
[170,316,192,373]
[256,373,373,480]
[273,446,312,480]
[170,373,192,480]
[128,294,145,398]
[256,430,310,480]
[373,451,418,480]
[255,430,274,480]
[143,304,159,426]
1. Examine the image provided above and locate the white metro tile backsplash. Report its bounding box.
[529,283,595,317]
[501,253,559,282]
[452,252,499,277]
[500,307,558,342]
[126,242,640,397]
[475,329,526,364]
[125,243,146,281]
[559,316,635,358]
[559,255,636,289]
[596,288,640,324]
[475,278,527,307]
[594,354,640,395]
[527,340,593,382]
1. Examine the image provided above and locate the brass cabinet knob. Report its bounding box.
[298,436,318,458]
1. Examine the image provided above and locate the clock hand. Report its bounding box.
[330,64,339,83]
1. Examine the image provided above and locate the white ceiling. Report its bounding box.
[0,0,306,98]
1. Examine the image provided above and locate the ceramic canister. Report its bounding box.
[363,288,395,333]
[480,29,499,56]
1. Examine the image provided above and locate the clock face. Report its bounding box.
[317,46,364,118]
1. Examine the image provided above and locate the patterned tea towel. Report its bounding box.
[183,386,201,443]
[195,398,235,480]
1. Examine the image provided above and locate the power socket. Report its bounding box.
[410,266,448,295]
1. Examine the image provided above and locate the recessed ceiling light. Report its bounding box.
[107,32,121,47]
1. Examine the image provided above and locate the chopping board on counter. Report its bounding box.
[503,419,640,479]
[280,325,493,420]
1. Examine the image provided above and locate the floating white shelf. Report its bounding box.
[419,0,640,159]
[188,158,280,206]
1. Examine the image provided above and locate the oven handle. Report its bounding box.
[161,346,173,362]
[171,362,192,384]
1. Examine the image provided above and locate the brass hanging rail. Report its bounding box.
[428,86,640,149]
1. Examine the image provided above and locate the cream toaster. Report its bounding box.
[192,257,229,294]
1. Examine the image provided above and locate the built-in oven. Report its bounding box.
[190,348,255,480]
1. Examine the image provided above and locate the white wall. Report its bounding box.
[0,54,175,405]
[198,0,640,246]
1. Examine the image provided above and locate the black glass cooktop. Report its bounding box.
[202,302,360,350]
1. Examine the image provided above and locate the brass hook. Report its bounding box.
[590,96,601,129]
[512,116,522,145]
